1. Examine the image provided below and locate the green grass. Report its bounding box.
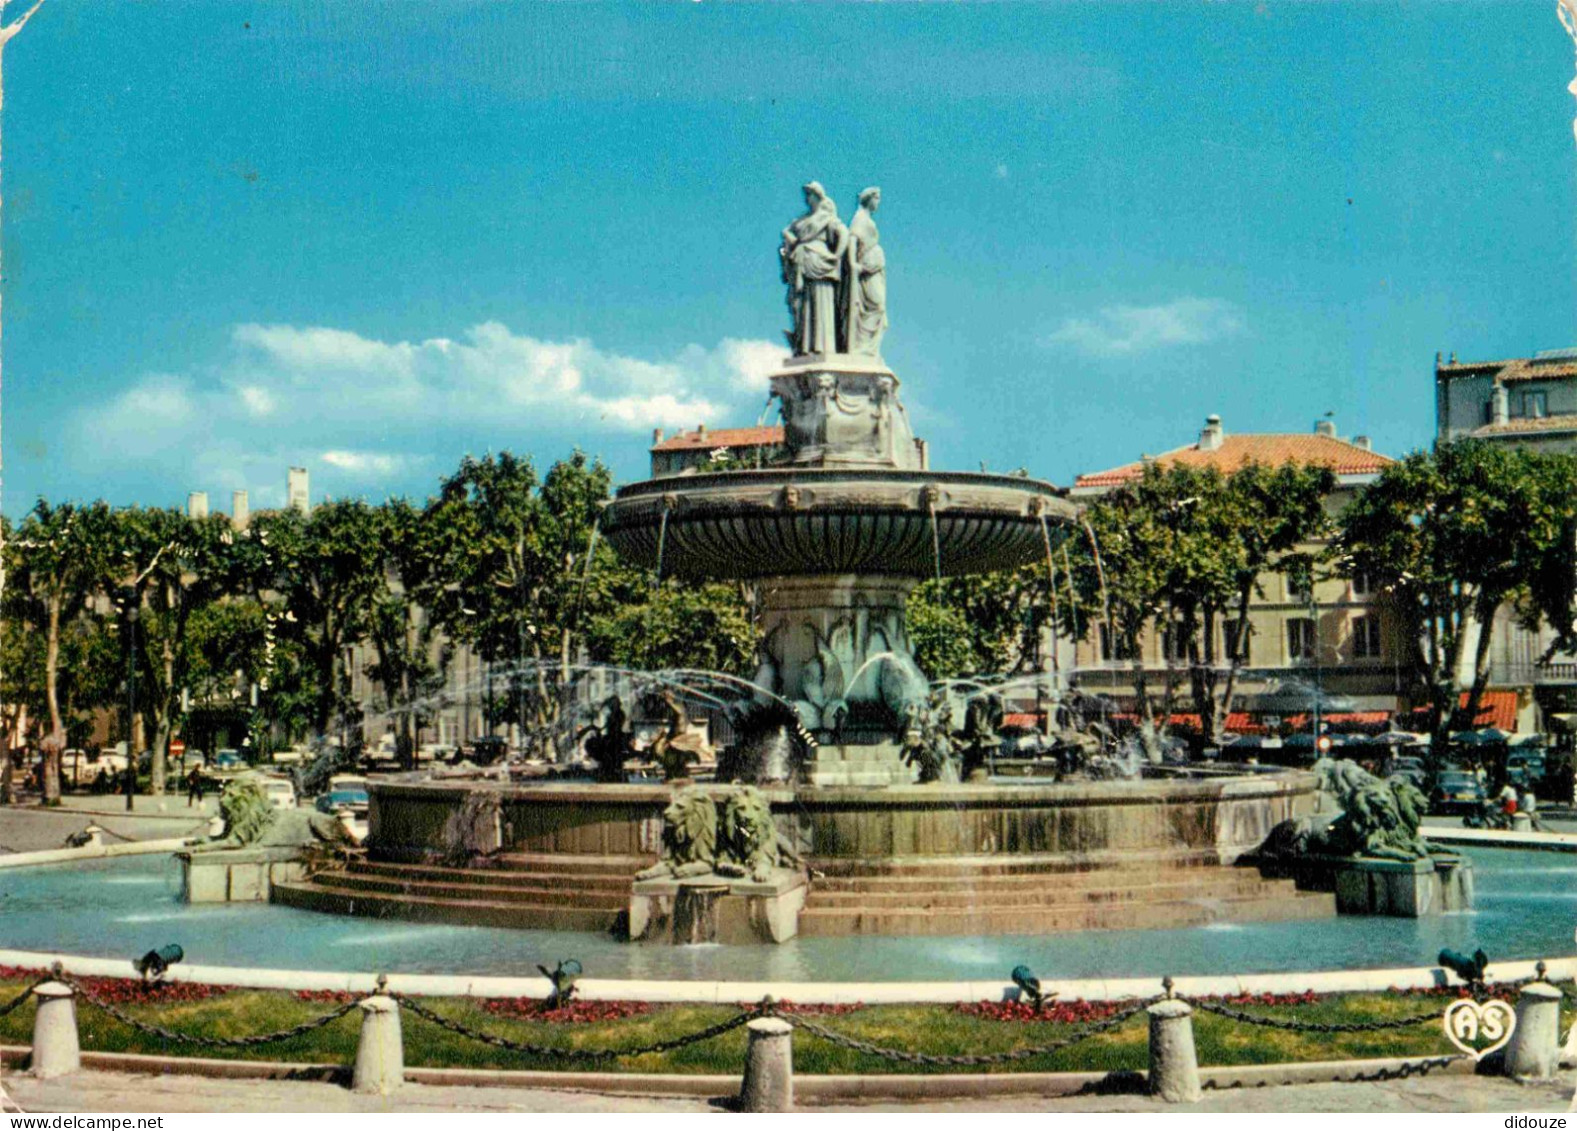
[0,978,1545,1076]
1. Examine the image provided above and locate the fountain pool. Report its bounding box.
[0,847,1567,984]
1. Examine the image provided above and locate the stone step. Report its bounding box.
[803,874,1289,910]
[807,850,1223,879]
[795,890,1336,938]
[271,880,625,933]
[809,866,1246,893]
[467,852,653,876]
[347,859,635,893]
[318,870,630,908]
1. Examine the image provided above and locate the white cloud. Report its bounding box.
[1045,298,1245,357]
[320,450,417,477]
[74,320,784,490]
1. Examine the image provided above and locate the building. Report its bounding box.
[1434,348,1577,733]
[1436,348,1577,451]
[649,425,785,477]
[287,467,311,515]
[1068,414,1403,730]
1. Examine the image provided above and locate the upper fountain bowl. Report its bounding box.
[600,467,1079,581]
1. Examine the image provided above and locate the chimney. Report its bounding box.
[652,428,665,445]
[1198,414,1224,452]
[186,491,209,520]
[1491,382,1509,426]
[1314,418,1337,438]
[696,423,707,440]
[231,490,250,530]
[1352,435,1372,452]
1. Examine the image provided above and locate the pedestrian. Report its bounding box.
[185,765,204,807]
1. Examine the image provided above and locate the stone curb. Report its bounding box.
[0,838,198,870]
[0,1045,1473,1101]
[0,947,1569,1005]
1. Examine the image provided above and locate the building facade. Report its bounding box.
[1067,414,1404,729]
[1435,348,1577,733]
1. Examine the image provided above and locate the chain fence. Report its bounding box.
[394,992,762,1061]
[0,963,1556,1066]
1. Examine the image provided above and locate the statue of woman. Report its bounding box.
[780,182,847,356]
[845,186,888,356]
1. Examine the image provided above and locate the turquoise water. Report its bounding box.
[0,848,1569,983]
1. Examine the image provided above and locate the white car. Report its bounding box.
[259,777,297,810]
[271,747,307,766]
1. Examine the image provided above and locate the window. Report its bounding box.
[1287,618,1316,662]
[1352,570,1373,597]
[1522,391,1549,419]
[1223,621,1252,664]
[1161,620,1191,664]
[1353,614,1382,659]
[1098,623,1133,662]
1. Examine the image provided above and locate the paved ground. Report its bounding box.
[0,801,212,854]
[1,1069,1573,1113]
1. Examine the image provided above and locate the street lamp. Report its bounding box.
[119,585,138,813]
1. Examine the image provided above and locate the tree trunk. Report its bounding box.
[40,596,62,803]
[150,632,175,795]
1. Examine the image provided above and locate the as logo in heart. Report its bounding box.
[1442,998,1517,1061]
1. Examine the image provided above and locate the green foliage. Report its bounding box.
[1066,460,1335,748]
[586,581,757,675]
[906,566,1047,679]
[243,501,386,735]
[1338,440,1577,752]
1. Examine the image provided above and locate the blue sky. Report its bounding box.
[6,2,1575,512]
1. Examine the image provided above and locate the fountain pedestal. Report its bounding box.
[629,869,808,944]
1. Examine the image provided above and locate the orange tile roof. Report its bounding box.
[1400,690,1520,732]
[1471,414,1577,437]
[1075,433,1393,488]
[652,426,784,453]
[1438,356,1577,382]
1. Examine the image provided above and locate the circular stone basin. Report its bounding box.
[600,468,1079,580]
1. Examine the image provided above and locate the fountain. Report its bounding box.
[273,182,1332,942]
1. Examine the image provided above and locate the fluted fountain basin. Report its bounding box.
[600,468,1079,580]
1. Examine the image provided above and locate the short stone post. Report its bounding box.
[351,993,403,1095]
[1147,999,1201,1103]
[30,982,80,1079]
[1504,982,1562,1079]
[739,1017,794,1112]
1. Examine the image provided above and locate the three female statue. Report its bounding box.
[779,183,887,358]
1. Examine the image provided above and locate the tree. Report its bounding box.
[432,451,621,745]
[106,507,239,794]
[586,580,756,675]
[1064,461,1334,756]
[365,499,451,770]
[6,500,113,801]
[905,566,1050,681]
[242,502,384,738]
[1338,440,1571,761]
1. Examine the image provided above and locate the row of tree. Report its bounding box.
[909,439,1577,762]
[1,451,753,802]
[5,437,1572,796]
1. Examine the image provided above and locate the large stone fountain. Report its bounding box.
[274,183,1332,942]
[601,181,1079,785]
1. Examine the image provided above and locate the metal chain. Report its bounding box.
[1187,998,1443,1033]
[68,978,360,1049]
[394,993,760,1061]
[780,996,1161,1067]
[0,982,43,1020]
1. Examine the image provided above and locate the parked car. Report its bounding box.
[259,777,297,810]
[328,773,368,793]
[213,748,246,771]
[315,786,370,818]
[271,746,308,766]
[1380,754,1428,787]
[464,736,509,765]
[1506,751,1547,789]
[1430,770,1486,815]
[418,743,456,763]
